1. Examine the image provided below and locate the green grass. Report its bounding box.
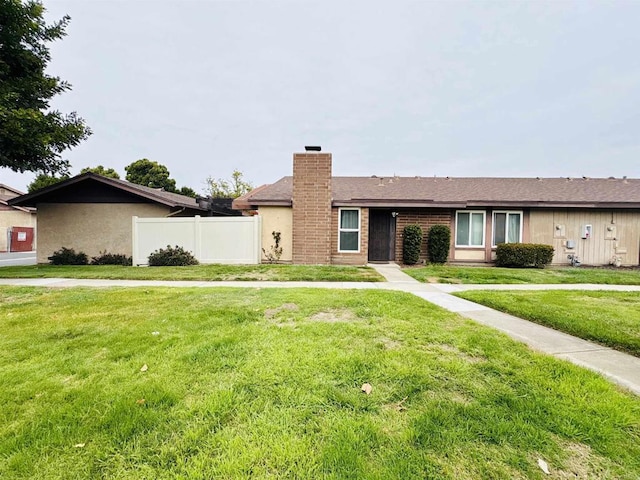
[1,287,640,479]
[405,264,640,284]
[456,290,640,357]
[0,264,384,282]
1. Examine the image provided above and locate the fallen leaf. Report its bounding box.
[140,364,148,372]
[136,398,146,405]
[361,383,372,395]
[74,443,85,448]
[537,458,550,475]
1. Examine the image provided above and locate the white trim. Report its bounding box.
[454,210,486,248]
[492,210,523,247]
[338,207,361,253]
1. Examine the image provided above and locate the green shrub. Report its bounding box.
[148,245,199,266]
[90,251,132,266]
[495,243,554,268]
[402,224,423,265]
[427,224,451,264]
[48,247,88,265]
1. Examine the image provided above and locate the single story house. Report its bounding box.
[0,184,37,252]
[9,173,207,263]
[233,148,640,266]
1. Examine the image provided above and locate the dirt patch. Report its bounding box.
[377,337,402,349]
[264,303,299,319]
[308,309,356,323]
[427,344,486,364]
[534,440,616,479]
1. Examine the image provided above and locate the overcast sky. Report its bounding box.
[2,0,639,194]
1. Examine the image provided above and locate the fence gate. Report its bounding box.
[9,227,35,252]
[132,215,261,266]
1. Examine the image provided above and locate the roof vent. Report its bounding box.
[305,146,321,152]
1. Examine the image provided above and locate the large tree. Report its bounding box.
[27,173,69,192]
[125,158,177,192]
[205,169,253,198]
[0,0,91,175]
[80,165,120,179]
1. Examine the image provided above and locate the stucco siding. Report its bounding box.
[258,207,293,262]
[36,203,169,263]
[529,209,640,266]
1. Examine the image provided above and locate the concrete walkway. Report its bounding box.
[1,268,640,395]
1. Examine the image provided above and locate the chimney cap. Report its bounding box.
[304,146,321,152]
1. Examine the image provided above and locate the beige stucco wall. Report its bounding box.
[36,203,169,263]
[453,249,486,261]
[0,209,37,252]
[258,207,293,262]
[529,209,640,266]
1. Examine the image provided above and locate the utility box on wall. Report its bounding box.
[581,224,592,239]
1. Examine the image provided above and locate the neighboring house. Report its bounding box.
[0,184,37,252]
[9,173,207,263]
[234,148,640,266]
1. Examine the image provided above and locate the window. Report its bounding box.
[455,211,485,247]
[338,208,360,252]
[492,211,522,246]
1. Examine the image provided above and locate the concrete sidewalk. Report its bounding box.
[1,267,639,395]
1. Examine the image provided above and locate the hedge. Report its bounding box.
[495,243,554,268]
[402,225,423,265]
[427,224,451,264]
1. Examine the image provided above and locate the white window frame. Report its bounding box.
[455,210,486,248]
[492,211,523,247]
[338,207,361,253]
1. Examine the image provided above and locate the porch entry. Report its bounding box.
[368,209,396,262]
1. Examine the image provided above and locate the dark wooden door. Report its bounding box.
[368,210,395,261]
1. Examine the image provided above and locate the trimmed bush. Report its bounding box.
[148,245,199,266]
[495,243,554,268]
[48,247,88,265]
[427,224,451,264]
[90,251,132,266]
[402,224,423,265]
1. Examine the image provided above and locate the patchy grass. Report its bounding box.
[1,287,640,479]
[0,264,383,282]
[405,264,640,285]
[456,290,640,357]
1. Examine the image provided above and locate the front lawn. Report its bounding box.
[405,264,640,284]
[0,264,384,282]
[456,290,640,357]
[1,287,640,479]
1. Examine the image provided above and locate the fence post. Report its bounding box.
[194,215,201,262]
[254,215,262,264]
[132,216,139,266]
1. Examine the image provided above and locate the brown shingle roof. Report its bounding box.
[244,176,640,208]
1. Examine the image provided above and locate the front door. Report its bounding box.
[368,210,395,262]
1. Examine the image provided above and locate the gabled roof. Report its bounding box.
[0,184,35,213]
[8,172,207,211]
[0,183,25,201]
[240,176,640,209]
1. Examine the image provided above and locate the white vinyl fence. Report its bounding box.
[132,215,261,265]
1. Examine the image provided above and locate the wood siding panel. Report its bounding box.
[530,209,640,266]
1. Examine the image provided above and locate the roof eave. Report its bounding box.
[8,173,206,210]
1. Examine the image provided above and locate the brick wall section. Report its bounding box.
[331,207,369,265]
[394,208,452,263]
[292,152,332,264]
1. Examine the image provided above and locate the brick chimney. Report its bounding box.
[292,147,332,264]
